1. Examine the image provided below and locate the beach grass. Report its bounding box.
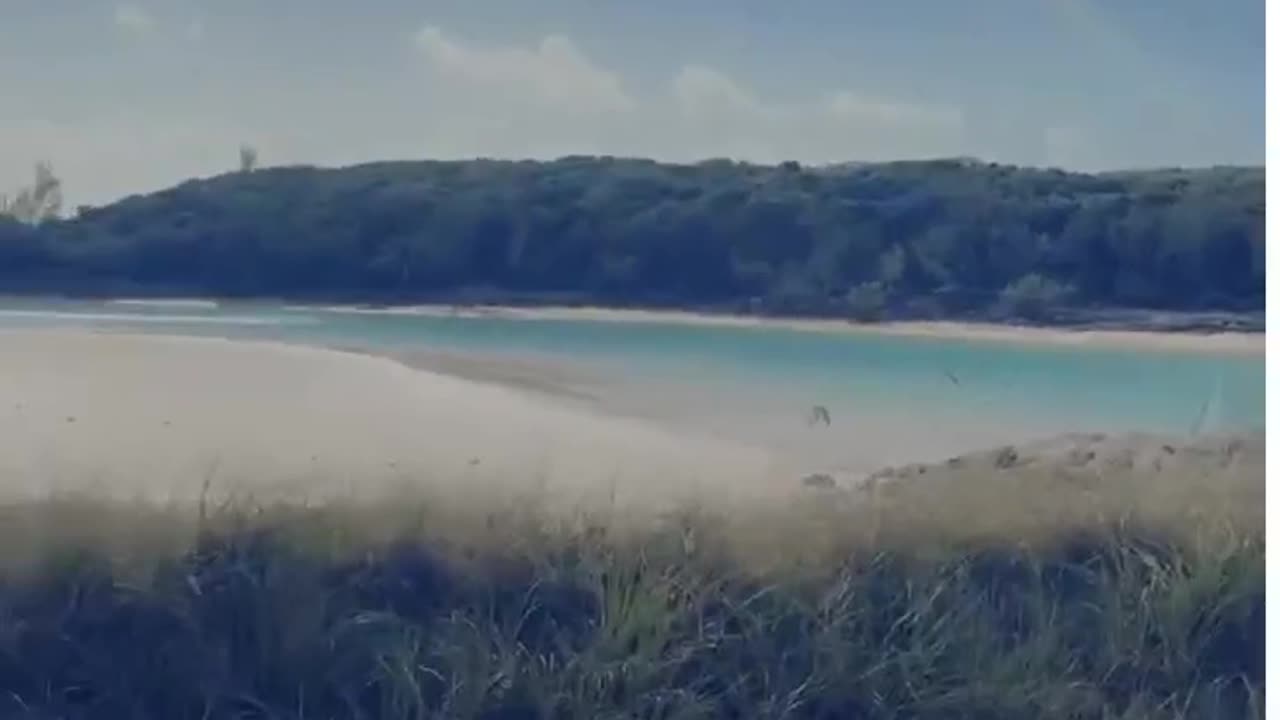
[0,463,1264,720]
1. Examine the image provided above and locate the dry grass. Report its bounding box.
[0,459,1264,719]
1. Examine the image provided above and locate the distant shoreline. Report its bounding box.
[0,295,1264,356]
[295,303,1265,357]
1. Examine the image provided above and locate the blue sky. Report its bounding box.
[0,0,1264,205]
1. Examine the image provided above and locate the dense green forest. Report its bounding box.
[0,157,1264,321]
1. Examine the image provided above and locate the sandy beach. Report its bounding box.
[0,330,784,513]
[303,304,1265,356]
[0,326,1263,520]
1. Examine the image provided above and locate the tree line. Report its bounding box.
[0,156,1264,320]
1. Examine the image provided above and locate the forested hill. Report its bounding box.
[0,157,1264,321]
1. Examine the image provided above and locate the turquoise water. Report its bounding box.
[0,299,1263,466]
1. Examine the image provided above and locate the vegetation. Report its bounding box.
[239,145,260,175]
[0,161,62,226]
[997,273,1074,321]
[0,158,1264,320]
[0,460,1262,719]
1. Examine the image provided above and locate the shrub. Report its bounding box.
[845,281,888,322]
[997,274,1074,321]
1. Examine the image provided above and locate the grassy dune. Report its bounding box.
[0,457,1264,720]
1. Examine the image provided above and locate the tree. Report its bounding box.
[876,245,906,289]
[0,157,1261,317]
[845,281,888,322]
[239,145,259,173]
[0,162,62,225]
[997,274,1073,321]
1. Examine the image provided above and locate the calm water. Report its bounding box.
[0,299,1263,469]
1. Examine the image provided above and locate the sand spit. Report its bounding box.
[0,330,781,513]
[302,304,1264,356]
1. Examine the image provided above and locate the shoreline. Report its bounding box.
[0,329,1263,513]
[299,303,1265,357]
[327,344,608,407]
[1,295,1262,356]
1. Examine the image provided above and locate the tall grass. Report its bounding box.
[0,461,1263,719]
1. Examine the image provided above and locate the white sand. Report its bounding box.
[0,330,784,512]
[107,299,222,309]
[308,304,1263,356]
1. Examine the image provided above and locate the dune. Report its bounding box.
[878,430,1265,481]
[830,429,1266,542]
[0,330,783,514]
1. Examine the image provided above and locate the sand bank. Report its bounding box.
[107,299,222,310]
[0,330,783,512]
[305,304,1265,356]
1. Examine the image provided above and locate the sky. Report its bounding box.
[0,0,1264,207]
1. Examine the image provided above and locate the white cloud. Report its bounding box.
[414,26,634,115]
[113,3,156,34]
[409,25,968,166]
[671,65,758,115]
